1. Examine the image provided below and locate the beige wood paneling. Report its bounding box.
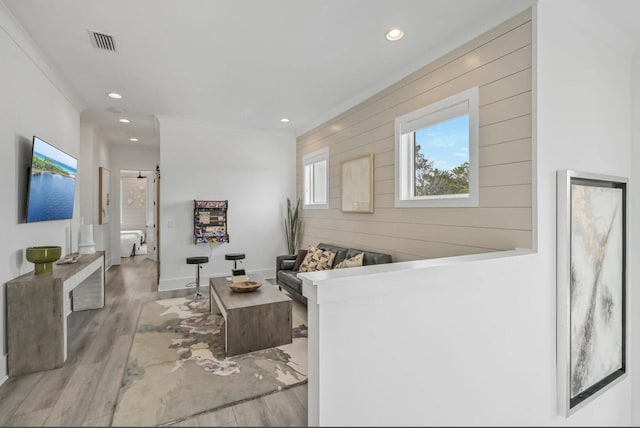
[480,138,531,166]
[480,114,531,146]
[302,207,532,229]
[479,91,532,126]
[479,184,532,207]
[296,9,533,261]
[479,68,532,106]
[300,230,508,262]
[480,161,532,187]
[328,183,531,207]
[304,218,532,249]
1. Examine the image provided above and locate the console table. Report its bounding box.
[6,251,105,376]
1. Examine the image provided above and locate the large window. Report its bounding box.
[395,87,479,208]
[303,147,329,209]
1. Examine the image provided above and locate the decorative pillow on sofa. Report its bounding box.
[333,252,364,269]
[293,249,308,271]
[298,246,336,272]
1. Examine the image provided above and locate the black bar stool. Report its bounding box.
[225,253,245,276]
[186,256,209,300]
[224,253,244,270]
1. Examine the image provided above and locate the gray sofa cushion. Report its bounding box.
[345,248,392,265]
[280,259,296,271]
[277,270,302,293]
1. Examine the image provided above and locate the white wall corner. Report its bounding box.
[0,2,86,112]
[0,353,7,387]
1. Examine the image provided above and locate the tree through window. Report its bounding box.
[395,87,478,208]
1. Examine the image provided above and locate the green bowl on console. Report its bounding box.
[26,246,62,275]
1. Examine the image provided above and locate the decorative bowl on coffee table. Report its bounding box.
[26,246,62,275]
[229,280,262,293]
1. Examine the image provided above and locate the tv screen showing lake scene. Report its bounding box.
[26,136,77,222]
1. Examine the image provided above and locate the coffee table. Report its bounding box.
[209,274,292,356]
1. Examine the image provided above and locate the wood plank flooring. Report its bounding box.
[0,256,307,427]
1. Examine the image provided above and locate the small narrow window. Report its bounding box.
[303,147,329,209]
[395,87,479,208]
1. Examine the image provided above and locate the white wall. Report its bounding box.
[109,144,160,265]
[301,1,635,425]
[0,4,82,384]
[630,54,640,426]
[157,116,295,290]
[79,124,112,266]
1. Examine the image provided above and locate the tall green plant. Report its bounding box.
[284,197,303,255]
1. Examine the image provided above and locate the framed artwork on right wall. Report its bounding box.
[556,169,627,417]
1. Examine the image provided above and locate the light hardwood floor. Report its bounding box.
[0,256,307,427]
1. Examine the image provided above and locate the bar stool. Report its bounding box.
[225,253,246,276]
[186,256,209,300]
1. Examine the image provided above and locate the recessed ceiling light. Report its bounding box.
[129,138,139,142]
[280,118,290,123]
[385,27,404,41]
[107,92,123,99]
[119,118,130,123]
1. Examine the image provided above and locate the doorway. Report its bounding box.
[119,170,157,263]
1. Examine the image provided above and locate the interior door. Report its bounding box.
[145,174,157,262]
[155,166,161,285]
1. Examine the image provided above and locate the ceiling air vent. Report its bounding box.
[88,30,117,52]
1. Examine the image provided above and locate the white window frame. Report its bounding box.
[394,86,479,208]
[302,147,329,210]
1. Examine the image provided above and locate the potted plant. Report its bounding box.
[284,197,302,255]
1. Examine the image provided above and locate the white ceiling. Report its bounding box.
[8,0,636,148]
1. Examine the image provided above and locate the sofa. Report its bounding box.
[276,242,393,305]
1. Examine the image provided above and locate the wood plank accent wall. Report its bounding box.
[296,9,532,262]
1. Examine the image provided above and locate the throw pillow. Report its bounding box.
[333,252,364,269]
[298,246,336,272]
[293,249,308,271]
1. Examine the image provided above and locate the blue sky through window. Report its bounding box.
[415,114,469,171]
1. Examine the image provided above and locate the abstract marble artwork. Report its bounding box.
[557,170,627,416]
[570,184,623,397]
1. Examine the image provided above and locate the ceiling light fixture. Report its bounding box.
[119,118,130,123]
[280,118,290,123]
[129,138,139,142]
[107,92,123,99]
[385,27,404,41]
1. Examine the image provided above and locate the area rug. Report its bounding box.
[111,296,308,426]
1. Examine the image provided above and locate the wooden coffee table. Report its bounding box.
[209,274,292,356]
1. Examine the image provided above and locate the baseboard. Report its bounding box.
[158,268,276,292]
[254,267,276,280]
[158,275,198,292]
[0,353,7,386]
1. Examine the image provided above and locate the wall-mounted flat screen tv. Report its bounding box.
[26,136,78,222]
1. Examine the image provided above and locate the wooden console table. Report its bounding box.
[6,251,105,376]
